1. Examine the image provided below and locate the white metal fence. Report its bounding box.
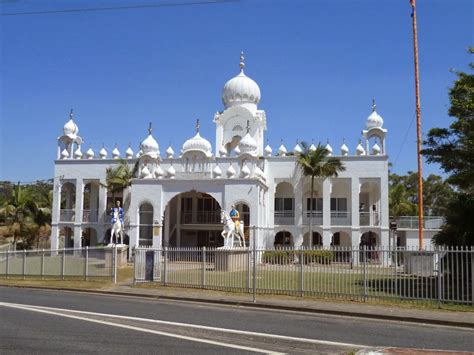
[0,246,117,281]
[134,246,474,306]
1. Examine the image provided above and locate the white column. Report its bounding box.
[294,181,303,228]
[322,229,332,247]
[51,225,59,251]
[74,180,84,249]
[351,229,360,264]
[322,179,331,228]
[164,207,170,247]
[57,141,61,159]
[98,182,108,243]
[90,183,99,222]
[176,196,181,247]
[351,178,360,228]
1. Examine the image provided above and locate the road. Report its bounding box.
[0,287,472,354]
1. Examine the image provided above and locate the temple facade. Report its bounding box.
[51,53,390,254]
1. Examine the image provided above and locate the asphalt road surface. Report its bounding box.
[0,287,472,354]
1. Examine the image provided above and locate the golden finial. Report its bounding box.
[372,99,376,112]
[239,51,245,71]
[69,108,74,119]
[148,122,152,135]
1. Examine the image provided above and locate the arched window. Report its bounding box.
[274,231,293,248]
[139,203,153,246]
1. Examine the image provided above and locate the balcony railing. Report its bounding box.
[274,211,295,225]
[331,211,351,226]
[360,212,380,226]
[60,209,75,222]
[180,211,221,224]
[302,211,323,225]
[394,216,444,230]
[82,210,98,223]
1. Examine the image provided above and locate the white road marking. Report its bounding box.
[0,302,283,354]
[0,301,364,349]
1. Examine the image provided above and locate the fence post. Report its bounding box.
[41,249,45,280]
[6,250,9,279]
[252,227,257,303]
[61,248,65,280]
[363,247,367,302]
[201,247,206,288]
[300,248,304,297]
[247,247,251,293]
[22,249,26,280]
[470,247,473,307]
[163,247,168,286]
[85,246,89,281]
[437,248,442,308]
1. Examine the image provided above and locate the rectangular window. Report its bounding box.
[197,197,218,212]
[274,198,294,212]
[330,198,347,211]
[306,198,323,211]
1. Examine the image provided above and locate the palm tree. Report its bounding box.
[0,183,37,249]
[102,159,137,205]
[296,143,345,247]
[389,183,417,217]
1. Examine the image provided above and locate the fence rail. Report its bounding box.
[134,246,474,306]
[0,246,116,281]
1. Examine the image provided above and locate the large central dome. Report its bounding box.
[222,52,261,109]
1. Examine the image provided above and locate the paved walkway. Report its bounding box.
[99,282,474,329]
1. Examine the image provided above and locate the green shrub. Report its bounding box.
[262,249,334,265]
[301,250,334,264]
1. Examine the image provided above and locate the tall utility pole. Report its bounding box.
[410,0,424,249]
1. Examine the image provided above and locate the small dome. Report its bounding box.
[219,144,228,157]
[182,121,212,158]
[125,145,134,159]
[309,142,317,152]
[166,145,174,159]
[99,146,107,159]
[63,110,79,138]
[141,165,152,179]
[293,142,302,155]
[325,141,333,156]
[253,165,265,180]
[356,142,366,156]
[213,164,222,178]
[226,164,236,178]
[278,143,287,156]
[154,165,164,179]
[140,133,160,159]
[86,147,94,159]
[112,146,120,159]
[74,147,82,159]
[372,143,381,155]
[264,144,272,156]
[240,164,251,178]
[366,100,384,129]
[238,131,258,157]
[167,164,176,178]
[61,149,69,159]
[222,52,261,109]
[234,145,241,155]
[340,142,349,156]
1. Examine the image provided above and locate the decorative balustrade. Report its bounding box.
[394,216,444,230]
[59,209,75,222]
[330,211,351,226]
[359,212,380,226]
[302,211,323,225]
[180,211,221,224]
[274,211,295,225]
[82,210,98,223]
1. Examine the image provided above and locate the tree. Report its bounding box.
[422,49,474,246]
[389,183,417,217]
[296,142,345,247]
[102,159,137,205]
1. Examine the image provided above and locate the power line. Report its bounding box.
[393,110,416,166]
[0,0,239,16]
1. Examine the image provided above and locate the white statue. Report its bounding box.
[220,208,245,248]
[109,200,124,245]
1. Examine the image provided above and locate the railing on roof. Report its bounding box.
[393,216,444,230]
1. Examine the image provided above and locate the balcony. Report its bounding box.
[394,216,444,230]
[60,209,75,222]
[302,211,323,225]
[331,211,351,226]
[360,212,380,226]
[274,211,295,225]
[82,210,98,223]
[180,211,220,224]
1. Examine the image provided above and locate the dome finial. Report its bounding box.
[246,120,250,133]
[148,122,152,135]
[372,98,376,112]
[239,51,245,72]
[69,108,74,120]
[195,118,200,133]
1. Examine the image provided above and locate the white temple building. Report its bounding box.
[51,53,394,256]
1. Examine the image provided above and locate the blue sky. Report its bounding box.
[1,0,472,182]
